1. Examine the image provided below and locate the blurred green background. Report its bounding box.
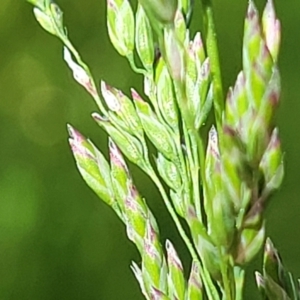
[0,0,299,299]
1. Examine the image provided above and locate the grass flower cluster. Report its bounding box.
[27,0,299,299]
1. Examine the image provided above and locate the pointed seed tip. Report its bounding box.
[165,239,171,248]
[108,137,116,148]
[131,88,141,100]
[266,0,274,9]
[247,0,257,19]
[66,124,81,140]
[66,123,73,135]
[255,271,265,287]
[92,112,107,122]
[92,112,100,120]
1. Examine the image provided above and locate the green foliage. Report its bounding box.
[27,0,298,299]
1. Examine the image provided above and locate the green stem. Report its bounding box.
[174,131,193,214]
[146,164,218,300]
[201,2,234,299]
[172,81,204,220]
[234,266,245,300]
[190,129,207,197]
[183,124,202,221]
[201,0,224,134]
[147,165,198,261]
[126,52,148,76]
[63,39,108,115]
[218,248,232,300]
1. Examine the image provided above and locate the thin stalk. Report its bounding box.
[63,39,108,115]
[46,10,107,115]
[217,248,232,300]
[126,52,148,76]
[145,164,219,300]
[199,5,233,295]
[172,81,203,220]
[173,132,193,212]
[147,164,198,261]
[189,129,206,195]
[201,0,224,134]
[234,266,245,300]
[183,123,202,221]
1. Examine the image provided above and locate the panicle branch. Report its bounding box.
[28,0,292,299]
